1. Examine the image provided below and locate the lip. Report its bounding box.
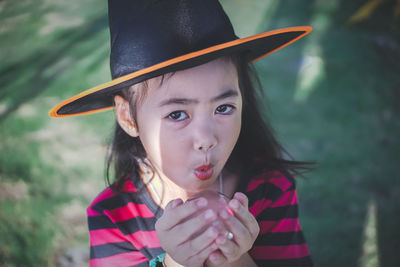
[194,164,214,180]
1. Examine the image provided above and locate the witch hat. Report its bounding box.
[49,0,311,117]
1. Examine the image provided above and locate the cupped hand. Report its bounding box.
[155,197,223,267]
[206,192,260,266]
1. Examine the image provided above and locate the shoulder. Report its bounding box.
[243,170,298,218]
[244,170,295,202]
[87,180,164,262]
[88,180,135,213]
[87,179,154,226]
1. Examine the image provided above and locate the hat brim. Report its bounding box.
[49,26,311,117]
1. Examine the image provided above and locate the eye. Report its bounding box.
[167,111,188,121]
[215,104,235,115]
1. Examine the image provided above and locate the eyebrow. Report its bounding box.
[158,89,239,107]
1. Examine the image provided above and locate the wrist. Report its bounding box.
[164,253,184,267]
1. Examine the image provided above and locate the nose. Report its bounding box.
[193,119,217,151]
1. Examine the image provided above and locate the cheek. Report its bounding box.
[216,112,242,160]
[158,126,188,166]
[234,112,242,137]
[225,111,242,143]
[231,116,242,150]
[137,112,164,164]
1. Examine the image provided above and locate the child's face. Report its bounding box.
[136,58,242,193]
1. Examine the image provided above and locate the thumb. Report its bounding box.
[166,198,183,210]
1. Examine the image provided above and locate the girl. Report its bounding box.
[49,0,313,266]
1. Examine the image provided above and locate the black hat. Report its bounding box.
[49,0,311,117]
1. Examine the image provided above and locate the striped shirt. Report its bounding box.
[87,171,312,266]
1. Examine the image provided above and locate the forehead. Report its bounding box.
[144,58,239,101]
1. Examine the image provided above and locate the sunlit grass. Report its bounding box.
[294,53,325,102]
[293,0,339,102]
[359,200,380,267]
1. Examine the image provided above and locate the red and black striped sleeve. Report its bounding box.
[87,181,163,267]
[246,171,313,267]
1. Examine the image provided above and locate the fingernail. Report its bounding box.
[196,197,207,207]
[230,199,239,209]
[234,192,244,200]
[173,199,183,207]
[204,209,215,220]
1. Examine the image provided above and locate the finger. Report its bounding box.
[219,209,253,250]
[156,208,217,253]
[187,241,219,265]
[179,224,219,255]
[233,192,248,207]
[214,232,240,261]
[165,198,183,210]
[158,197,208,230]
[172,209,219,244]
[228,198,259,238]
[228,198,252,226]
[207,250,227,265]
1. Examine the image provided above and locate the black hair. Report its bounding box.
[106,55,312,192]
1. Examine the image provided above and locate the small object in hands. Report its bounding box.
[186,190,233,239]
[225,231,234,240]
[188,190,232,215]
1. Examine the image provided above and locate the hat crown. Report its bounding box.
[108,0,236,79]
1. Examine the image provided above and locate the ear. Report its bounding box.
[114,95,139,137]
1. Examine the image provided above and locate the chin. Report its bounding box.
[190,179,218,192]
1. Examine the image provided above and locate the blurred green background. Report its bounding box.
[1,0,399,266]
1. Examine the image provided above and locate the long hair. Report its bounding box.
[106,55,312,191]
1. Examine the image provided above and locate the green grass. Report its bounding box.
[1,0,399,266]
